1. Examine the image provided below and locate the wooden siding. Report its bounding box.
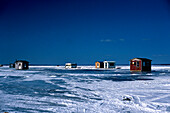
[130,60,142,71]
[142,60,151,71]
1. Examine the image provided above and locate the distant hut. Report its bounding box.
[95,61,116,69]
[15,60,29,70]
[65,63,77,68]
[9,63,15,68]
[130,58,152,72]
[0,64,3,67]
[103,61,116,69]
[95,61,104,68]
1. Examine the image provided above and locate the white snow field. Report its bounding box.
[0,65,169,113]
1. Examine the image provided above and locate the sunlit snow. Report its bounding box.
[0,65,170,112]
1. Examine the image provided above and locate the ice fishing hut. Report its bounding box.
[15,60,29,70]
[95,61,104,68]
[65,63,77,68]
[103,61,116,69]
[130,58,152,72]
[95,61,116,69]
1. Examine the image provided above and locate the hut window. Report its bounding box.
[136,61,139,67]
[72,64,76,66]
[133,62,136,65]
[97,63,99,66]
[143,61,145,66]
[109,63,115,66]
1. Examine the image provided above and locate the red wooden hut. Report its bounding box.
[130,58,152,72]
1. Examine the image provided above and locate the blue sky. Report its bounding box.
[0,0,170,64]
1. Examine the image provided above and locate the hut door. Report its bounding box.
[105,63,107,68]
[97,63,100,68]
[18,63,22,69]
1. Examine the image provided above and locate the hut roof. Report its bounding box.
[130,58,152,61]
[15,60,29,63]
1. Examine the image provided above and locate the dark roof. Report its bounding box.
[130,58,152,61]
[15,60,29,63]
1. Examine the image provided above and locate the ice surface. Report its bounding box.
[0,65,169,113]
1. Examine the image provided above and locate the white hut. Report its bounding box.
[103,61,115,69]
[65,63,77,68]
[15,60,29,70]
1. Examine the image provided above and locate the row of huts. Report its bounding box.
[95,58,152,72]
[66,58,152,72]
[9,58,152,72]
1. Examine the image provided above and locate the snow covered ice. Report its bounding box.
[0,65,170,113]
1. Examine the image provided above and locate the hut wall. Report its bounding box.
[130,60,142,71]
[142,60,151,71]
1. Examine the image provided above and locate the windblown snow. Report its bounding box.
[0,65,169,113]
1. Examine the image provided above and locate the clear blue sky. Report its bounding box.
[0,0,170,64]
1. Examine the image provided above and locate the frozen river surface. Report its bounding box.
[0,65,170,113]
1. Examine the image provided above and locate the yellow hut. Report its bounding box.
[95,61,104,68]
